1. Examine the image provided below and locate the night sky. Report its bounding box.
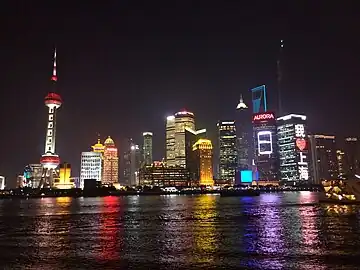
[1,1,359,182]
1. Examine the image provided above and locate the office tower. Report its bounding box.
[309,134,338,184]
[54,162,75,189]
[236,94,251,170]
[336,150,347,179]
[166,115,176,167]
[130,143,142,186]
[252,112,278,181]
[343,137,360,177]
[39,49,61,188]
[277,114,309,184]
[217,121,237,184]
[80,152,102,182]
[185,128,207,182]
[102,136,119,185]
[174,111,196,167]
[0,176,5,190]
[251,85,267,113]
[143,132,153,166]
[123,140,142,186]
[23,164,43,188]
[193,139,214,186]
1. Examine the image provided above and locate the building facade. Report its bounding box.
[80,152,102,182]
[193,139,214,186]
[252,112,278,181]
[54,162,75,189]
[309,134,338,184]
[139,161,190,187]
[102,136,119,185]
[217,121,237,184]
[174,111,196,167]
[143,132,153,166]
[166,115,176,167]
[23,164,43,188]
[343,137,360,177]
[277,114,309,184]
[0,176,5,190]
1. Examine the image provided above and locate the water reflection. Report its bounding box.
[192,194,219,264]
[97,196,123,262]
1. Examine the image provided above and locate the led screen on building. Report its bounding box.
[240,170,253,183]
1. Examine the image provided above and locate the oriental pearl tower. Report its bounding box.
[39,49,62,188]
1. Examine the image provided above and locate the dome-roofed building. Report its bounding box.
[102,136,118,185]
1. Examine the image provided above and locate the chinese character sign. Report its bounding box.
[295,124,309,181]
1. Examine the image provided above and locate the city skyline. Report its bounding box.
[1,2,359,181]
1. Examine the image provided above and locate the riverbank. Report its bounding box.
[0,186,321,199]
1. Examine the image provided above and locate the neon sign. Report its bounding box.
[253,113,275,121]
[257,131,273,155]
[294,124,309,181]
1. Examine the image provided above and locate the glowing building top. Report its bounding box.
[193,139,214,186]
[104,136,115,147]
[236,94,248,110]
[103,136,119,185]
[91,138,105,153]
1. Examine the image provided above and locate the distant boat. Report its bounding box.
[220,189,260,197]
[320,178,360,203]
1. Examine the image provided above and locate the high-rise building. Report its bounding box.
[102,136,119,185]
[277,114,309,184]
[193,139,214,186]
[174,111,196,167]
[91,139,105,156]
[217,121,237,184]
[185,128,207,182]
[0,176,5,190]
[236,94,251,170]
[252,112,278,181]
[166,115,176,167]
[336,150,347,179]
[54,162,75,189]
[309,134,338,184]
[143,132,153,166]
[80,152,102,182]
[39,49,62,188]
[343,137,360,177]
[23,164,43,188]
[122,140,142,186]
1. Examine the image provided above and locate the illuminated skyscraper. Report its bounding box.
[277,114,309,184]
[217,121,237,184]
[252,112,278,181]
[309,134,338,184]
[174,111,195,167]
[343,137,360,177]
[193,139,214,186]
[122,139,142,186]
[236,94,251,170]
[166,115,176,167]
[39,49,62,188]
[143,132,153,166]
[91,138,105,156]
[54,162,75,189]
[185,128,207,182]
[0,176,5,190]
[251,85,267,113]
[102,136,119,185]
[80,152,102,183]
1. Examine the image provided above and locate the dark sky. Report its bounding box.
[1,1,359,180]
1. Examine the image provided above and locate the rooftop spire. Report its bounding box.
[51,48,57,82]
[236,94,248,110]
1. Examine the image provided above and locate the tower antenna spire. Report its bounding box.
[51,48,57,82]
[277,39,284,116]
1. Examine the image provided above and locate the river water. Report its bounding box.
[0,192,359,269]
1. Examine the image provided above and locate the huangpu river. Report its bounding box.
[0,192,359,269]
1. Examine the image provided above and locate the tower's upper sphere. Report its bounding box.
[45,92,62,107]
